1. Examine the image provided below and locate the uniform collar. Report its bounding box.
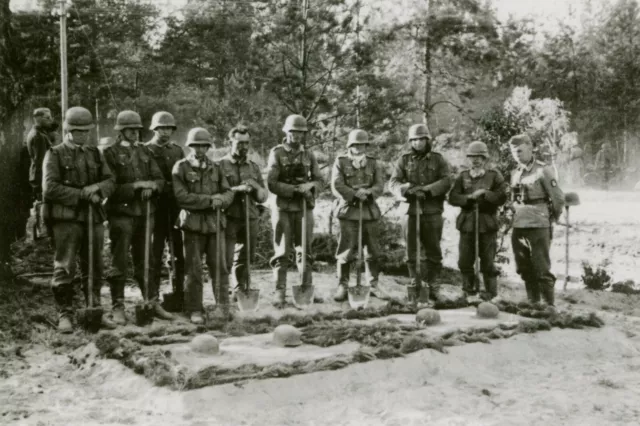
[148,136,172,148]
[118,140,143,148]
[62,139,87,151]
[187,153,212,169]
[283,142,304,153]
[518,159,535,172]
[410,149,430,160]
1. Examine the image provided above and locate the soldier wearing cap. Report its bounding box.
[27,107,57,202]
[42,107,116,332]
[103,110,167,325]
[449,141,508,300]
[144,112,186,312]
[266,114,324,308]
[508,133,565,306]
[219,125,268,300]
[172,128,234,324]
[330,129,387,302]
[389,124,453,304]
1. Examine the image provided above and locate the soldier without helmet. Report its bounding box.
[508,134,565,307]
[144,112,186,313]
[42,107,116,333]
[102,110,168,325]
[172,128,234,325]
[266,114,324,309]
[389,124,453,305]
[448,141,508,300]
[330,129,388,302]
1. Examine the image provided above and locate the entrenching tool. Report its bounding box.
[563,192,581,291]
[473,203,481,294]
[414,201,430,304]
[135,199,154,326]
[162,210,182,312]
[77,204,103,333]
[237,193,260,311]
[348,200,370,309]
[292,198,314,307]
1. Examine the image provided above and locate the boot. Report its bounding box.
[334,263,350,302]
[57,314,73,334]
[461,275,476,294]
[101,315,118,330]
[273,288,286,309]
[190,311,204,325]
[524,281,541,304]
[110,279,127,325]
[541,281,555,307]
[153,302,175,320]
[407,286,418,307]
[112,306,127,325]
[366,260,388,300]
[483,274,498,300]
[52,286,74,333]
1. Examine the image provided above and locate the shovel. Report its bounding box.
[162,210,182,312]
[416,201,430,304]
[237,193,260,311]
[348,200,370,309]
[292,198,314,307]
[135,199,154,326]
[473,203,481,294]
[77,203,103,333]
[563,192,581,291]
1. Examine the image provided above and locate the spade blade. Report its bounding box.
[77,307,103,334]
[292,285,314,308]
[347,285,370,310]
[237,289,261,312]
[135,303,154,327]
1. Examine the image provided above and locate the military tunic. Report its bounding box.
[172,155,234,313]
[145,138,186,302]
[219,153,269,292]
[449,168,508,295]
[103,141,165,307]
[331,153,384,287]
[42,140,115,315]
[27,125,54,199]
[388,150,453,285]
[265,142,324,289]
[510,159,565,305]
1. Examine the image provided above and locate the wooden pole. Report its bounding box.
[59,0,68,118]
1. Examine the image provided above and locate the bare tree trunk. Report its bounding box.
[300,0,309,116]
[422,0,431,126]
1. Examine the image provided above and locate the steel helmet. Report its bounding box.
[282,114,308,133]
[63,106,95,131]
[347,129,369,147]
[272,324,302,347]
[466,141,489,158]
[186,127,213,146]
[149,111,177,131]
[114,110,143,131]
[407,123,431,140]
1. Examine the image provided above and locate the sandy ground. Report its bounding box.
[2,188,640,425]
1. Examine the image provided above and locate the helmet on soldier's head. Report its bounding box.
[114,110,143,131]
[64,106,95,131]
[466,141,489,158]
[407,123,431,140]
[282,114,308,133]
[186,127,212,147]
[149,111,177,131]
[347,129,369,147]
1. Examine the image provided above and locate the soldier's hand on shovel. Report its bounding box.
[140,188,154,201]
[89,193,102,204]
[211,196,224,210]
[81,184,100,199]
[355,189,370,201]
[232,184,252,193]
[469,189,487,200]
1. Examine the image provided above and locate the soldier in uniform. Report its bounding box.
[103,110,168,325]
[330,129,387,302]
[448,141,508,300]
[42,107,116,332]
[389,124,453,304]
[27,107,56,202]
[144,112,185,312]
[173,128,234,324]
[594,142,615,189]
[266,114,324,308]
[219,125,269,300]
[508,134,565,306]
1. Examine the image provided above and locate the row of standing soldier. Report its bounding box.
[39,106,564,333]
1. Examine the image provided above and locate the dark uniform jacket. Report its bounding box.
[448,168,508,233]
[388,150,453,215]
[219,154,268,220]
[42,140,115,223]
[510,160,565,228]
[103,141,165,217]
[331,154,384,221]
[172,155,234,234]
[266,142,324,212]
[144,138,185,204]
[27,125,54,191]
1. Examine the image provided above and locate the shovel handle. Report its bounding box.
[245,193,251,290]
[301,198,307,282]
[356,200,363,288]
[88,204,94,308]
[144,199,151,302]
[564,206,570,291]
[216,208,221,300]
[415,202,421,287]
[167,209,176,289]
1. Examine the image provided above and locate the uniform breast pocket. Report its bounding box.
[137,156,150,177]
[61,163,76,185]
[225,173,239,187]
[86,160,99,183]
[204,172,219,194]
[186,171,200,190]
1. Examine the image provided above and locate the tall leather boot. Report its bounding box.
[52,285,74,333]
[273,268,287,309]
[461,275,476,294]
[524,281,541,304]
[366,259,388,300]
[407,263,418,307]
[334,263,349,302]
[109,279,127,325]
[483,274,498,300]
[541,281,555,307]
